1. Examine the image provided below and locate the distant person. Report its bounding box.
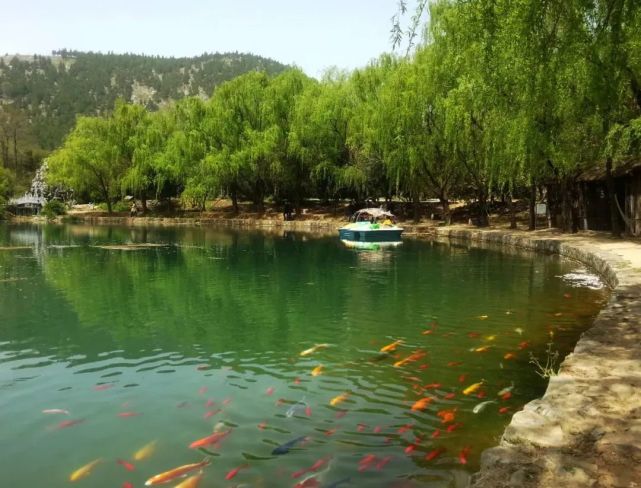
[130,202,137,217]
[283,202,293,221]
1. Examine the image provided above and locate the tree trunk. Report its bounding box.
[231,187,239,215]
[12,127,18,171]
[477,189,489,227]
[508,189,517,229]
[106,199,113,214]
[141,194,147,214]
[606,158,621,237]
[561,180,572,233]
[441,194,451,225]
[412,193,421,223]
[528,182,536,231]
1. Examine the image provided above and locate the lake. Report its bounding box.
[0,223,608,487]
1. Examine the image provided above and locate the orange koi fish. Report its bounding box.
[265,387,274,396]
[380,340,403,353]
[518,341,530,350]
[225,464,248,480]
[335,409,348,419]
[397,423,413,434]
[437,408,457,424]
[133,440,157,461]
[458,374,467,383]
[123,482,133,488]
[357,423,367,432]
[144,460,210,486]
[373,425,382,433]
[503,352,516,360]
[411,397,433,411]
[174,473,203,488]
[311,365,324,377]
[330,393,349,407]
[422,329,435,335]
[474,346,491,353]
[462,381,484,396]
[477,391,487,399]
[563,292,572,299]
[499,406,510,414]
[117,459,135,471]
[393,350,426,368]
[258,421,267,430]
[305,405,312,417]
[444,392,456,400]
[425,448,445,461]
[300,343,330,357]
[431,428,441,438]
[424,383,441,390]
[501,392,512,401]
[467,332,481,338]
[324,428,338,436]
[188,429,232,449]
[459,446,471,464]
[447,361,463,367]
[69,458,101,482]
[205,399,216,407]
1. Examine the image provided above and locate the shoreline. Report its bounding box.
[6,215,641,486]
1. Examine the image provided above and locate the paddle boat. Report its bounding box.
[338,208,403,245]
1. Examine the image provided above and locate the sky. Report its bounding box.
[1,0,410,77]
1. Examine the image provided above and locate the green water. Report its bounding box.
[0,224,608,487]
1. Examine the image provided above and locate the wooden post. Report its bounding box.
[606,158,621,237]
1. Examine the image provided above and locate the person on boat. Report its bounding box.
[383,217,393,226]
[130,202,138,217]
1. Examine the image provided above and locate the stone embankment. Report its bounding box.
[430,227,641,488]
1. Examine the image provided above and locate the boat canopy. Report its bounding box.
[350,208,396,222]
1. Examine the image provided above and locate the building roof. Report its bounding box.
[579,160,641,181]
[353,208,395,218]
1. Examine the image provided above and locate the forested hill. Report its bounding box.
[0,50,289,150]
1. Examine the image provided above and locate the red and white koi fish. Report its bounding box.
[437,409,456,424]
[447,422,463,433]
[94,384,113,391]
[118,412,141,418]
[459,446,471,464]
[376,456,393,469]
[266,387,275,396]
[117,459,135,471]
[203,409,221,419]
[225,464,248,480]
[144,460,209,486]
[57,419,84,429]
[358,454,377,472]
[425,448,445,461]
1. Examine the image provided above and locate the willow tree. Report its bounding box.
[206,71,278,213]
[264,69,313,212]
[48,116,122,213]
[289,71,357,203]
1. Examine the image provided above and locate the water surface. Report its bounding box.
[0,224,608,487]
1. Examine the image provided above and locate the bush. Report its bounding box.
[41,200,67,219]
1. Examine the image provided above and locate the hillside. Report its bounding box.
[0,50,289,151]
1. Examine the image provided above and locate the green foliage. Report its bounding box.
[41,199,67,219]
